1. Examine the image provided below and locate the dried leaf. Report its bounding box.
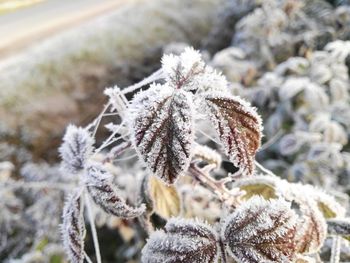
[201,93,262,176]
[221,197,297,263]
[86,162,145,218]
[232,175,279,200]
[130,84,194,184]
[141,218,219,263]
[61,190,85,263]
[148,175,181,219]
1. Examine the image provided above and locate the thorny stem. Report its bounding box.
[330,236,341,263]
[84,191,102,263]
[188,163,240,207]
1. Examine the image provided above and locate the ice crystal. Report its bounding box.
[129,83,194,184]
[201,93,262,175]
[59,125,94,174]
[221,197,298,263]
[61,190,85,263]
[86,162,145,218]
[141,218,219,263]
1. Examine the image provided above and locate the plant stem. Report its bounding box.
[330,236,341,263]
[219,239,227,263]
[188,163,240,207]
[103,141,132,163]
[122,69,164,94]
[255,161,277,177]
[85,191,102,263]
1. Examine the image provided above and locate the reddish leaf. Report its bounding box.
[130,84,194,184]
[201,93,262,175]
[221,197,298,263]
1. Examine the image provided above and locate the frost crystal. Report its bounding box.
[61,190,85,263]
[86,162,145,218]
[59,125,94,174]
[221,197,297,263]
[141,218,219,263]
[129,84,194,184]
[201,93,262,175]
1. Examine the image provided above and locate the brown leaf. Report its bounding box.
[130,84,194,184]
[221,197,298,263]
[201,93,262,175]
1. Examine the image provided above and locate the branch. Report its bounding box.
[84,191,102,263]
[122,69,164,94]
[188,163,241,207]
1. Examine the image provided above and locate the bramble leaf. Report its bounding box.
[59,125,94,174]
[61,190,85,263]
[141,218,219,263]
[130,84,194,184]
[221,197,298,263]
[86,163,145,218]
[201,93,262,175]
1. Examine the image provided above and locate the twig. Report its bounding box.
[85,192,102,263]
[122,69,164,94]
[330,236,341,263]
[259,129,284,152]
[103,141,132,163]
[188,163,240,207]
[84,251,94,263]
[90,103,111,138]
[255,161,277,177]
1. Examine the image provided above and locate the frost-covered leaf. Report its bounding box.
[201,93,262,175]
[61,190,85,263]
[221,197,297,263]
[129,84,193,184]
[59,125,94,174]
[86,162,145,218]
[162,47,228,93]
[294,197,327,254]
[327,218,350,239]
[148,175,180,219]
[141,218,219,263]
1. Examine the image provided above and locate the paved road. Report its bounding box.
[0,0,126,59]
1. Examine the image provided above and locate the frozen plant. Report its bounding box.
[55,48,350,262]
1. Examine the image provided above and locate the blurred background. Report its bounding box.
[1,0,350,262]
